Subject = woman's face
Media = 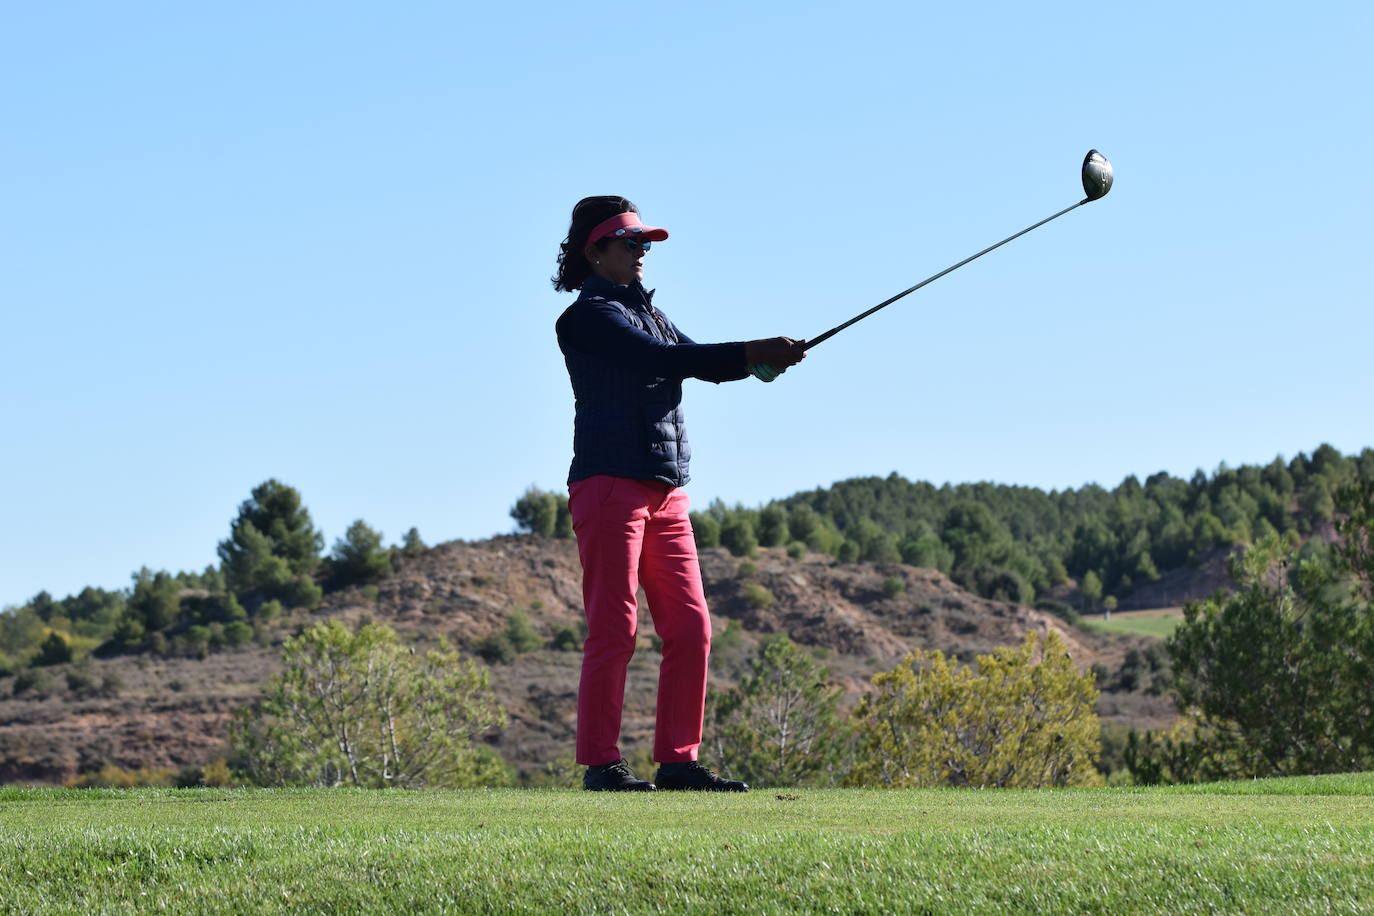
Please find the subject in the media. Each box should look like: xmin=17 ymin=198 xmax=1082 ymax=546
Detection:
xmin=590 ymin=236 xmax=649 ymax=286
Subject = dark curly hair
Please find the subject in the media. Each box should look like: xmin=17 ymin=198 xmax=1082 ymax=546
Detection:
xmin=552 ymin=195 xmax=637 ymax=292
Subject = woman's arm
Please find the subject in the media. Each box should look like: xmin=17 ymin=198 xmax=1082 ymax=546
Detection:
xmin=673 ymin=321 xmax=806 ymax=383
xmin=560 ymin=300 xmax=747 ymax=381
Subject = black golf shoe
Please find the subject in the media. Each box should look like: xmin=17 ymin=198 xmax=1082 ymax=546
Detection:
xmin=654 ymin=761 xmax=749 ymax=792
xmin=583 ymin=759 xmax=656 ymax=791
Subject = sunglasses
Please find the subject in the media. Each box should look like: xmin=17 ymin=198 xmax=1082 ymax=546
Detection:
xmin=617 ymin=237 xmax=651 ymax=253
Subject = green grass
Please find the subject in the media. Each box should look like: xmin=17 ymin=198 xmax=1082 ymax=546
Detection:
xmin=3 ymin=775 xmax=1374 ymax=913
xmin=1082 ymin=608 xmax=1183 ymax=638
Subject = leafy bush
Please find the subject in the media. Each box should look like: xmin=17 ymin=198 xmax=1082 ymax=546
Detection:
xmin=714 ymin=619 xmax=744 ymax=651
xmin=502 ymin=610 xmax=543 ymax=653
xmin=510 ymin=487 xmax=572 ymax=539
xmin=720 ymin=515 xmax=758 ymax=558
xmin=704 ymin=635 xmax=846 ymax=787
xmin=472 ymin=633 xmax=515 ymax=665
xmin=848 ymin=630 xmax=1101 ymax=788
xmin=511 ymin=486 xmax=557 ymax=537
xmin=1035 ymin=599 xmax=1081 ymax=627
xmin=757 ymin=504 xmax=790 ymax=547
xmin=550 ymin=625 xmax=582 ymax=652
xmin=473 ymin=610 xmax=544 ymax=663
xmin=231 ymin=620 xmax=509 ymax=788
xmin=65 ymin=664 xmax=98 ymax=695
xmin=329 ymin=519 xmax=393 ymax=587
xmin=741 ymin=583 xmax=775 ymax=611
xmin=690 ymin=513 xmax=720 ymax=549
xmin=223 ymin=621 xmax=254 ymax=647
xmin=12 ymin=668 xmax=53 ymax=696
xmin=881 ymin=577 xmax=905 ymax=598
xmin=400 ymin=527 xmax=427 ymax=558
xmin=180 ymin=591 xmax=247 ymax=626
xmin=175 ymin=759 xmax=234 ymax=788
xmin=32 ymin=632 xmax=73 ymax=666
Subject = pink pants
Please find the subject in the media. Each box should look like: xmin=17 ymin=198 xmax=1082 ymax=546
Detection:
xmin=568 ymin=475 xmax=712 ymax=766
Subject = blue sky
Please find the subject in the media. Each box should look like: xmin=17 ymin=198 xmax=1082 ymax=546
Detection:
xmin=4 ymin=1 xmax=1371 ymax=606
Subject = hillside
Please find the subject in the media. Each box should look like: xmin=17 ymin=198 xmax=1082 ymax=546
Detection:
xmin=0 ymin=535 xmax=1170 ymax=785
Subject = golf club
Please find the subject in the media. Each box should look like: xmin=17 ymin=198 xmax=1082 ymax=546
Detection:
xmin=806 ymin=150 xmax=1113 ymax=351
xmin=747 ymin=150 xmax=1113 ymax=381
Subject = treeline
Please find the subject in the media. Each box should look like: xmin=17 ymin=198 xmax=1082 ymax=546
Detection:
xmin=515 ymin=444 xmax=1373 ymax=607
xmin=0 ymin=480 xmax=424 ymax=675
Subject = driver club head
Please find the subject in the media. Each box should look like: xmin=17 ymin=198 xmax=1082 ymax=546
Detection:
xmin=1081 ymin=149 xmax=1113 ymax=201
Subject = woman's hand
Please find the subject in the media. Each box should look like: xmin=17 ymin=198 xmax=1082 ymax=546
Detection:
xmin=745 ymin=337 xmax=807 ymax=369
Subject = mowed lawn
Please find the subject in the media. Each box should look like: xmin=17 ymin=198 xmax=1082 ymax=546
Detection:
xmin=1082 ymin=607 xmax=1184 ymax=638
xmin=3 ymin=775 xmax=1374 ymax=914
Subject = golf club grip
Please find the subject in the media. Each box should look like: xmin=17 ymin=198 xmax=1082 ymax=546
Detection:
xmin=802 ymin=198 xmax=1087 ymax=351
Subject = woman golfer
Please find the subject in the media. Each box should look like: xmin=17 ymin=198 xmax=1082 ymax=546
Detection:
xmin=554 ymin=195 xmax=805 ymax=791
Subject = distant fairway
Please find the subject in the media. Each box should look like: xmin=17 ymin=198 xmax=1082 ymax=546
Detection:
xmin=3 ymin=775 xmax=1374 ymax=913
xmin=1082 ymin=607 xmax=1184 ymax=639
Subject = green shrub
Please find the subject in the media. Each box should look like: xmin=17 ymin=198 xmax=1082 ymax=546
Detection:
xmin=231 ymin=620 xmax=508 ymax=788
xmin=757 ymin=504 xmax=790 ymax=548
xmin=33 ymin=632 xmax=73 ymax=666
xmin=175 ymin=759 xmax=234 ymax=788
xmin=12 ymin=668 xmax=53 ymax=696
xmin=786 ymin=541 xmax=806 ymax=560
xmin=224 ymin=621 xmax=254 ymax=647
xmin=720 ymin=516 xmax=758 ymax=558
xmin=500 ymin=610 xmax=540 ymax=652
xmin=1036 ymin=599 xmax=1082 ymax=626
xmin=714 ymin=619 xmax=744 ymax=650
xmin=184 ymin=625 xmax=212 ymax=659
xmin=511 ymin=487 xmax=554 ymax=536
xmin=691 ymin=514 xmax=721 ymax=549
xmin=704 ymin=634 xmax=845 ymax=788
xmin=65 ymin=665 xmax=98 ymax=695
xmin=848 ymin=630 xmax=1101 ymax=788
xmin=881 ymin=577 xmax=905 ymax=598
xmin=472 ymin=632 xmax=515 ymax=665
xmin=400 ymin=527 xmax=427 ymax=558
xmin=283 ymin=577 xmax=323 ymax=610
xmin=742 ymin=583 xmax=775 ymax=610
xmin=551 ymin=625 xmax=582 ymax=652
xmin=330 ymin=520 xmax=394 ymax=587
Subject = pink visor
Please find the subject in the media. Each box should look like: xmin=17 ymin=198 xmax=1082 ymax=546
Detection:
xmin=585 ymin=212 xmax=670 ymax=248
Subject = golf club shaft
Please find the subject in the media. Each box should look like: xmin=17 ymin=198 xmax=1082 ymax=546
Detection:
xmin=802 ymin=197 xmax=1088 ymax=351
